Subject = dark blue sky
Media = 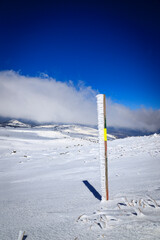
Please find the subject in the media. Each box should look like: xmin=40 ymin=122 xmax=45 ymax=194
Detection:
xmin=0 ymin=0 xmax=160 ymax=109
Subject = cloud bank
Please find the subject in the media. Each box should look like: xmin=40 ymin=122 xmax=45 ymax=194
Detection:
xmin=0 ymin=70 xmax=160 ymax=132
xmin=0 ymin=70 xmax=97 ymax=125
xmin=106 ymin=99 xmax=160 ymax=132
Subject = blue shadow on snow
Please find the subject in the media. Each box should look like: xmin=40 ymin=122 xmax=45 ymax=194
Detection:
xmin=83 ymin=180 xmax=102 ymax=201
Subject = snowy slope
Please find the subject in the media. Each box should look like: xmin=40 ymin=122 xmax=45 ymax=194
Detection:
xmin=35 ymin=124 xmax=116 ymax=141
xmin=0 ymin=126 xmax=160 ymax=240
xmin=0 ymin=119 xmax=31 ymax=128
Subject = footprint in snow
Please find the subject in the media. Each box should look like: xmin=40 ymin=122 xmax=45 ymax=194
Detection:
xmin=78 ymin=197 xmax=160 ymax=230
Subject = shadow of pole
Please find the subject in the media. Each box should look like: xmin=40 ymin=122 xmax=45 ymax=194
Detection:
xmin=83 ymin=180 xmax=102 ymax=201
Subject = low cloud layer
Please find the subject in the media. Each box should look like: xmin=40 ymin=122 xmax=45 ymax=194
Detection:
xmin=0 ymin=70 xmax=160 ymax=132
xmin=106 ymin=99 xmax=160 ymax=132
xmin=0 ymin=70 xmax=97 ymax=125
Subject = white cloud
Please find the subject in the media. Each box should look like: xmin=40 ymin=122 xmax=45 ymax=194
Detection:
xmin=106 ymin=99 xmax=160 ymax=132
xmin=0 ymin=70 xmax=97 ymax=125
xmin=0 ymin=70 xmax=160 ymax=132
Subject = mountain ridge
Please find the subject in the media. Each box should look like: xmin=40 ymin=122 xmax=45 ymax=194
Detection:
xmin=0 ymin=118 xmax=159 ymax=138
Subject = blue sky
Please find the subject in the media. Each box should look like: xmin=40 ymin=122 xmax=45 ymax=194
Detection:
xmin=0 ymin=0 xmax=160 ymax=109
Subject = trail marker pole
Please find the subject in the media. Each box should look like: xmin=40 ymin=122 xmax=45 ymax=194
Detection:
xmin=17 ymin=230 xmax=25 ymax=240
xmin=97 ymin=94 xmax=109 ymax=201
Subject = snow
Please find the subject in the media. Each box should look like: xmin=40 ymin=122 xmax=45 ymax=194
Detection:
xmin=0 ymin=126 xmax=160 ymax=240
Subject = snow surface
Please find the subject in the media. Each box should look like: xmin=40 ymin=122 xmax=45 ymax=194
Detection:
xmin=0 ymin=126 xmax=160 ymax=240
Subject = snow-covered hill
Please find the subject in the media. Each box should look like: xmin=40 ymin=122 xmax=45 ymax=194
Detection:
xmin=0 ymin=120 xmax=116 ymax=140
xmin=0 ymin=119 xmax=31 ymax=128
xmin=35 ymin=124 xmax=116 ymax=141
xmin=0 ymin=126 xmax=160 ymax=239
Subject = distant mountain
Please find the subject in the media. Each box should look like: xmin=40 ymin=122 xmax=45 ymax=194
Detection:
xmin=107 ymin=127 xmax=157 ymax=138
xmin=0 ymin=118 xmax=159 ymax=138
xmin=0 ymin=119 xmax=31 ymax=128
xmin=34 ymin=124 xmax=116 ymax=141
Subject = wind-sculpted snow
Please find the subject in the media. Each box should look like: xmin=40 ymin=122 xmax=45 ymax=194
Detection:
xmin=0 ymin=126 xmax=160 ymax=240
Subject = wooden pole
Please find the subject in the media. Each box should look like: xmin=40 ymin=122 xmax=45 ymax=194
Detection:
xmin=103 ymin=94 xmax=109 ymax=200
xmin=97 ymin=94 xmax=109 ymax=201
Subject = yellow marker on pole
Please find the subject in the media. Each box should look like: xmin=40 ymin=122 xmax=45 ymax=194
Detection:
xmin=104 ymin=128 xmax=107 ymax=141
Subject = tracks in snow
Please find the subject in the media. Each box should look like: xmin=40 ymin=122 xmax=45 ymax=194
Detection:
xmin=77 ymin=196 xmax=160 ymax=230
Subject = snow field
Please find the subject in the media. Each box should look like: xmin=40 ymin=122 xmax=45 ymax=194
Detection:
xmin=0 ymin=126 xmax=160 ymax=239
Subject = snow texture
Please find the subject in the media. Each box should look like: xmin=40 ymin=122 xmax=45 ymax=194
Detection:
xmin=0 ymin=125 xmax=160 ymax=240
